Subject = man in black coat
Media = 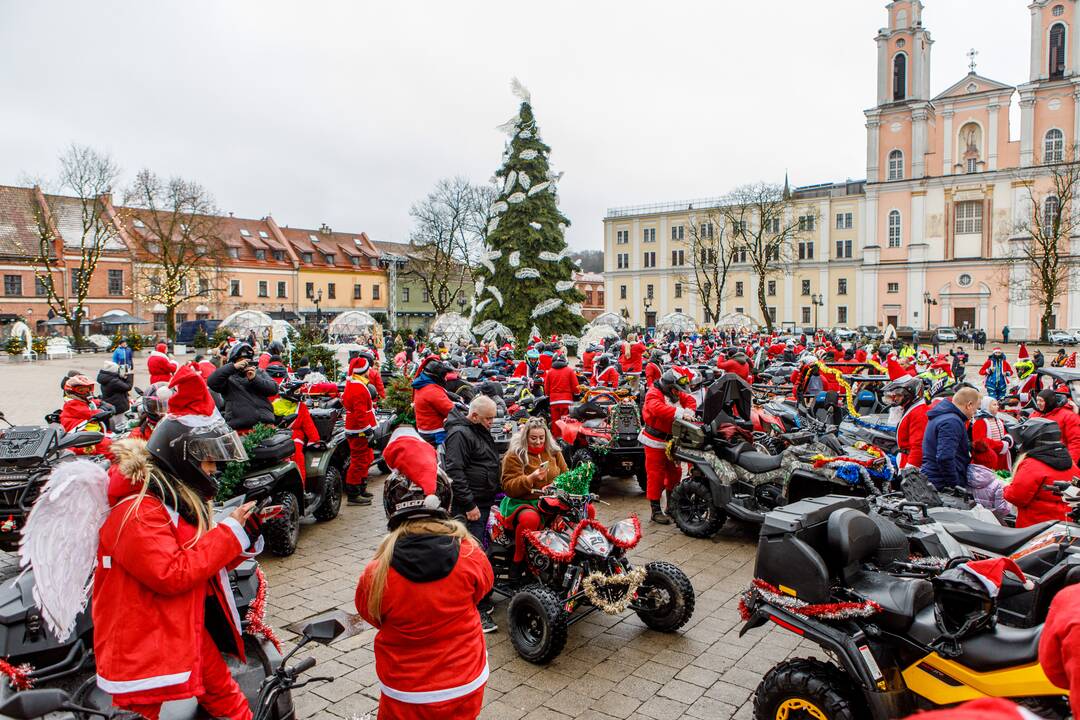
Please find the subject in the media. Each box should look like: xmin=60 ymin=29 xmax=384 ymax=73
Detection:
xmin=97 ymin=361 xmax=133 ymax=431
xmin=207 ymin=343 xmax=278 ymax=430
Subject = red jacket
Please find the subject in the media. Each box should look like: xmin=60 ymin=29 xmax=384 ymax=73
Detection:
xmin=147 ymin=351 xmax=177 ymax=385
xmin=93 ymin=444 xmax=255 ymax=705
xmin=1034 ymin=406 xmax=1080 ymax=464
xmin=343 ymin=378 xmax=377 ymax=434
xmin=367 ymin=368 xmax=386 ymax=400
xmin=192 ymin=360 xmax=216 ymax=380
xmin=618 ymin=342 xmax=646 ymax=373
xmin=896 ymin=401 xmax=929 ymax=469
xmin=413 ymin=382 xmax=454 ymax=436
xmin=1004 ymin=455 xmax=1073 ymax=527
xmin=544 ymin=365 xmax=578 ymax=406
xmin=971 ymin=415 xmax=1010 ymax=471
xmin=355 ymin=536 xmax=492 ymax=709
xmin=593 ymin=365 xmax=619 ymax=388
xmin=60 ymin=398 xmax=112 ymax=458
xmin=1039 ymin=584 xmax=1080 ymax=716
xmin=512 ymin=360 xmax=538 ymax=379
xmin=639 ymin=385 xmax=697 ymax=448
xmin=716 ymin=358 xmax=750 ymax=382
xmin=581 ymin=351 xmax=597 ymax=373
xmin=538 ymin=353 xmax=554 ymax=372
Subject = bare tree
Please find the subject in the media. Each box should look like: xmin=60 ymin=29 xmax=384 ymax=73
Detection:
xmin=124 ymin=170 xmax=227 ymax=338
xmin=681 ymin=206 xmax=736 ymax=324
xmin=715 ymin=182 xmax=815 ymax=333
xmin=404 ymin=176 xmax=491 ymax=315
xmin=999 ymin=152 xmax=1080 ymax=340
xmin=22 ymin=145 xmax=124 ymax=344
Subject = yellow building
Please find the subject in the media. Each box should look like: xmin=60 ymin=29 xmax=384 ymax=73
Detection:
xmin=279 ymin=226 xmax=388 ymax=323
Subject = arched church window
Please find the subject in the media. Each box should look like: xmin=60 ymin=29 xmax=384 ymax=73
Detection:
xmin=1050 ymin=23 xmax=1067 ymax=79
xmin=893 ymin=54 xmax=907 ymax=101
xmin=1045 ymin=195 xmax=1061 ymax=230
xmin=888 ymin=150 xmax=905 ymax=181
xmin=1045 ymin=128 xmax=1065 ymax=163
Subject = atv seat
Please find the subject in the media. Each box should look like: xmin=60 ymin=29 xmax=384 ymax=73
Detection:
xmin=249 ymin=431 xmax=295 ymax=462
xmin=958 ymin=622 xmax=1043 ymax=672
xmin=720 ymin=442 xmax=784 ymax=473
xmin=930 ymin=510 xmax=1054 ymax=555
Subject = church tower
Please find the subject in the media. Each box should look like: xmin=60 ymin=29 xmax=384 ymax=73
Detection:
xmin=1018 ymin=0 xmax=1080 ymax=166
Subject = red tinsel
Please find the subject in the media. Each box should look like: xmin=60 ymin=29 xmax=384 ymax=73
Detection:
xmin=244 ymin=566 xmax=283 ymax=653
xmin=740 ymin=578 xmax=882 ymax=622
xmin=524 ymin=515 xmax=642 ymax=563
xmin=811 ymin=455 xmax=880 ymax=470
xmin=0 ymin=658 xmax=33 ymax=691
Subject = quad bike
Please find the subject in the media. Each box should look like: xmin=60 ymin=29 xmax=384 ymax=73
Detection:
xmin=552 ymin=387 xmax=645 ymax=492
xmin=229 ymin=431 xmax=314 ymax=557
xmin=742 ymin=495 xmax=1069 ymax=719
xmin=485 ymin=478 xmax=695 ymax=664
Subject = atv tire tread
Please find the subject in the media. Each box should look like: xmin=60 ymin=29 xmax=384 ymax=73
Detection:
xmin=636 ymin=561 xmax=696 ymax=632
xmin=313 ymin=464 xmax=343 ymax=522
xmin=753 ymin=658 xmax=859 ymax=720
xmin=264 ymin=491 xmax=300 ymax=557
xmin=671 ymin=477 xmax=725 ymax=538
xmin=508 ymin=584 xmax=569 ymax=665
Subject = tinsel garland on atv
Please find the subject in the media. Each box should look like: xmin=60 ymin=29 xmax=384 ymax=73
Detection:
xmin=0 ymin=657 xmax=33 ymax=690
xmin=244 ymin=567 xmax=282 ymax=653
xmin=739 ymin=578 xmax=882 ymax=622
xmin=523 ymin=515 xmax=642 ymax=564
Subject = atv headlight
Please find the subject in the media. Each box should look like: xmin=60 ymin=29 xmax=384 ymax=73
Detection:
xmin=244 ymin=473 xmax=276 ymax=490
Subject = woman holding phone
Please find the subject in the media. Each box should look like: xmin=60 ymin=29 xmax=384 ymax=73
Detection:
xmin=499 ymin=418 xmax=569 ymax=578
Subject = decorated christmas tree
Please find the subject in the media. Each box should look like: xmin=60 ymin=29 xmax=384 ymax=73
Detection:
xmin=472 ymin=80 xmax=586 ymax=349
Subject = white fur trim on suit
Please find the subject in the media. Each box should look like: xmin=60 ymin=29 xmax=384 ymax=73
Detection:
xmin=379 ymin=662 xmax=489 ymax=704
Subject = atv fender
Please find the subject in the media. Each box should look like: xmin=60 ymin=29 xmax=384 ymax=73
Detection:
xmin=679 ymin=457 xmax=732 ymax=510
xmin=558 ymin=419 xmax=581 ymax=445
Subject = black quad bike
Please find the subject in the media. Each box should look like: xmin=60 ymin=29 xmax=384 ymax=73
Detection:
xmin=553 ymin=388 xmax=646 ymax=492
xmin=742 ymin=495 xmax=1070 ymax=719
xmin=485 ymin=480 xmax=695 ymax=664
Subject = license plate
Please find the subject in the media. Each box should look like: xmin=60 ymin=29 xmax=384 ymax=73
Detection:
xmin=621 ymin=461 xmax=634 ymax=470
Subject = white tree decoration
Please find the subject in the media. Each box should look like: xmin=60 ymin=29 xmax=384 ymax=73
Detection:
xmin=532 ymin=298 xmax=563 ymax=318
xmin=561 ymin=334 xmax=580 ymax=346
xmin=519 ymin=130 xmax=533 ymax=139
xmin=519 ymin=172 xmax=532 ymax=190
xmin=507 ymin=192 xmax=526 ymax=204
xmin=515 ymin=267 xmax=541 ymax=279
xmin=473 ymin=298 xmax=492 ymax=315
xmin=473 ymin=319 xmax=497 ymax=335
xmin=527 ymin=181 xmax=550 ymax=196
xmin=568 ymin=303 xmax=583 ymax=316
xmin=556 ymin=280 xmax=575 ymax=292
xmin=520 ymin=149 xmax=538 ymax=160
xmin=490 ymin=200 xmax=509 ymax=215
xmin=509 ymin=251 xmax=521 ymax=267
xmin=487 ymin=217 xmax=500 ymax=235
xmin=483 ymin=323 xmax=514 ymax=342
xmin=538 ymin=251 xmax=561 ymax=262
xmin=496 ymin=115 xmax=520 ymax=135
xmin=557 ymin=222 xmax=567 ymax=234
xmin=529 ymin=222 xmax=542 ymax=230
xmin=511 ymin=77 xmax=531 ymax=103
xmin=503 ymin=171 xmax=517 ymax=194
xmin=488 ymin=286 xmax=504 ymax=307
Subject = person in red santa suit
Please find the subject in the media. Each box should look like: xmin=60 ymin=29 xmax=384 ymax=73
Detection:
xmin=544 ymin=353 xmax=578 ymax=428
xmin=147 ymin=343 xmax=178 ymax=385
xmin=883 ymin=375 xmax=928 ymax=469
xmin=1039 ymin=580 xmax=1080 ymax=718
xmin=343 ymin=356 xmax=377 ymax=506
xmin=512 ymin=348 xmax=541 ymax=379
xmin=592 ymin=354 xmax=620 ymax=388
xmin=639 ymin=370 xmax=697 ymax=524
xmin=412 ymin=358 xmax=456 ymax=446
xmin=93 ymin=366 xmax=262 ymax=720
xmin=581 ymin=344 xmax=600 ymax=375
xmin=1032 ymin=387 xmax=1080 ymax=464
xmin=59 ymin=375 xmax=113 ymax=458
xmin=970 ymin=396 xmax=1013 ymax=471
xmin=356 ymin=427 xmax=492 ymax=720
xmin=358 ymin=349 xmax=386 ymax=401
xmin=618 ymin=333 xmax=647 ymax=375
xmin=716 ymin=351 xmax=751 ymax=382
xmin=1004 ymin=418 xmax=1073 ymax=527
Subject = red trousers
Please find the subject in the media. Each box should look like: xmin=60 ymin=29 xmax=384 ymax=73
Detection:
xmin=644 ymin=446 xmax=682 ymax=502
xmin=512 ymin=504 xmax=596 ymax=563
xmin=347 ymin=435 xmax=373 ymax=487
xmin=118 ymin=628 xmax=251 ymax=720
xmin=549 ymin=401 xmax=571 ymax=429
xmin=378 ymin=685 xmax=485 ymax=719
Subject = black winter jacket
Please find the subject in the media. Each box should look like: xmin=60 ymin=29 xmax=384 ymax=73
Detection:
xmin=96 ymin=369 xmax=133 ymax=414
xmin=442 ymin=408 xmax=501 ymax=514
xmin=207 ymin=363 xmax=278 ymax=430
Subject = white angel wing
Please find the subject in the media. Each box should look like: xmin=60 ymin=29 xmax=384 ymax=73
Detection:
xmin=515 ymin=267 xmax=540 ymax=279
xmin=529 ymin=222 xmax=542 ymax=230
xmin=509 ymin=251 xmax=521 ymax=267
xmin=507 ymin=192 xmax=526 ymax=204
xmin=511 ymin=77 xmax=532 ymax=103
xmin=503 ymin=171 xmax=517 ymax=195
xmin=20 ymin=459 xmax=109 ymax=641
xmin=495 ymin=115 xmax=520 ymax=135
xmin=519 ymin=149 xmax=538 ymax=161
xmin=480 ymin=257 xmax=495 ymax=275
xmin=474 ymin=298 xmax=492 ymax=315
xmin=527 ymin=181 xmax=550 ymax=197
xmin=488 ymin=286 xmax=504 ymax=307
xmin=531 ymin=298 xmax=563 ymax=318
xmin=519 ymin=172 xmax=532 ymax=191
xmin=556 ymin=280 xmax=575 ymax=292
xmin=538 ymin=251 xmax=560 ymax=262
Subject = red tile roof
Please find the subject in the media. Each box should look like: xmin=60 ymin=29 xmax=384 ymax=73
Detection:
xmin=278 ymin=227 xmax=381 ymax=269
xmin=0 ymin=185 xmax=43 ymax=259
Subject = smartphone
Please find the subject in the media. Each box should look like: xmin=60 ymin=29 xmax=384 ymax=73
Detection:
xmin=539 ymin=460 xmax=550 ymax=472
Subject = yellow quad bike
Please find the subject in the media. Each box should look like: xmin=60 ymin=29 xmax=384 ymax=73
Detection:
xmin=740 ymin=495 xmax=1069 ymax=720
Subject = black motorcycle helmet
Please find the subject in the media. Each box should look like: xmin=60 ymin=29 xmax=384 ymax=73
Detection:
xmin=931 ymin=565 xmax=999 ymax=653
xmin=146 ymin=416 xmax=248 ymax=500
xmin=596 ymin=354 xmax=612 ymax=370
xmin=657 ymin=368 xmax=690 ymax=398
xmin=267 ymin=341 xmax=284 ymax=357
xmin=478 ymin=380 xmax=503 ymax=398
xmin=422 ymin=359 xmax=451 ymax=383
xmin=228 ymin=343 xmax=255 ymax=364
xmin=142 ymin=382 xmax=171 ymax=422
xmin=552 ymin=354 xmax=568 ymax=369
xmin=882 ymin=375 xmax=923 ymax=407
xmin=1018 ymin=417 xmax=1062 ymax=452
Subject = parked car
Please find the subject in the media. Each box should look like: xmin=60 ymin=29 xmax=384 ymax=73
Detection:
xmin=893 ymin=326 xmax=917 ymax=342
xmin=175 ymin=319 xmax=221 ymax=345
xmin=831 ymin=327 xmax=857 ymax=340
xmin=856 ymin=325 xmax=883 ymax=340
xmin=934 ymin=326 xmax=958 ymax=342
xmin=1048 ymin=329 xmax=1077 ymax=345
xmin=1068 ymin=328 xmax=1080 ymax=343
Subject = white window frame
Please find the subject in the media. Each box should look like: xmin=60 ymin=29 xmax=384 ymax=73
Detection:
xmin=1045 ymin=128 xmax=1065 ymax=163
xmin=888 ymin=150 xmax=905 ymax=181
xmin=888 ymin=210 xmax=902 ymax=247
xmin=955 ymin=201 xmax=983 ymax=235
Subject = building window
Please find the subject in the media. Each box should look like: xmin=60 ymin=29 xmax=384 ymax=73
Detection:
xmin=888 ymin=150 xmax=904 ymax=181
xmin=616 ymin=230 xmax=629 ymax=244
xmin=838 ymin=278 xmax=848 ymax=295
xmin=372 ymin=284 xmax=380 ymax=300
xmin=671 ymin=250 xmax=684 ymax=266
xmin=422 ymin=289 xmax=430 ymax=303
xmin=767 ymin=245 xmax=780 ymax=261
xmin=767 ymin=307 xmax=777 ymax=322
xmin=801 ymin=279 xmax=811 ymax=296
xmin=227 ymin=247 xmax=239 ymax=259
xmin=955 ymin=201 xmax=983 ymax=234
xmin=302 ymin=252 xmax=313 ymax=264
xmin=34 ymin=276 xmax=48 ymax=296
xmin=273 ymin=250 xmax=286 ymax=262
xmin=835 ymin=212 xmax=853 ymax=230
xmin=230 ymin=279 xmax=241 ymax=297
xmin=598 ymin=290 xmax=604 ymax=304
xmin=798 ymin=215 xmax=816 ymax=232
xmin=798 ymin=241 xmax=814 ymax=260
xmin=643 ymin=252 xmax=656 ymax=268
xmin=254 ymin=249 xmax=266 ymax=261
xmin=1054 ymin=4 xmax=1065 ymax=16
xmin=887 ymin=282 xmax=900 ymax=293
xmin=801 ymin=307 xmax=811 ymax=324
xmin=1045 ymin=128 xmax=1065 ymax=163
xmin=767 ymin=280 xmax=776 ymax=296
xmin=277 ymin=281 xmax=287 ymax=298
xmin=153 ymin=313 xmax=166 ymax=331
xmin=671 ymin=225 xmax=684 ymax=240
xmin=735 ymin=281 xmax=744 ymax=297
xmin=888 ymin=210 xmax=902 ymax=247
xmin=893 ymin=53 xmax=907 ymax=101
xmin=324 ymin=254 xmax=335 ymax=265
xmin=327 ymin=283 xmax=336 ymax=300
xmin=1050 ymin=23 xmax=1067 ymax=79
xmin=258 ymin=281 xmax=268 ymax=297
xmin=642 ymin=228 xmax=656 ymax=243
xmin=966 ymin=157 xmax=978 ymax=174
xmin=617 ymin=253 xmax=628 ymax=269
xmin=674 ymin=283 xmax=682 ymax=299
xmin=354 ymin=284 xmax=362 ymax=300
xmin=107 ymin=269 xmax=123 ymax=296
xmin=837 ymin=306 xmax=848 ymax=324
xmin=305 ymin=282 xmax=314 ymax=299
xmin=734 ymin=246 xmax=747 ymax=263
xmin=620 ymin=285 xmax=627 ymax=300
xmin=836 ymin=239 xmax=853 ymax=258
xmin=700 ymin=222 xmax=714 ymax=239
xmin=3 ymin=275 xmax=21 ymax=296
xmin=198 ymin=278 xmax=210 ymax=295
xmin=402 ymin=287 xmax=410 ymax=303
xmin=69 ymin=269 xmax=85 ymax=296
xmin=350 ymin=256 xmax=360 ymax=267
xmin=175 ymin=313 xmax=188 ymax=326
xmin=1045 ymin=195 xmax=1062 ymax=229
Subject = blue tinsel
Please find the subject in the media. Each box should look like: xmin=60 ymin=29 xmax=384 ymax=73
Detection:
xmin=835 ymin=463 xmax=862 ymax=485
xmin=853 ymin=417 xmax=897 ymax=434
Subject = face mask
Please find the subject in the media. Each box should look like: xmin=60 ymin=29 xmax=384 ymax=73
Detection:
xmin=527 ymin=444 xmax=544 ymax=455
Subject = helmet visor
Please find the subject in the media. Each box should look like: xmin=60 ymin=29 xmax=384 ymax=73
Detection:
xmin=180 ymin=421 xmax=248 ymax=463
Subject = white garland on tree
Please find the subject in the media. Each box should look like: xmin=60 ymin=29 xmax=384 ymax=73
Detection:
xmin=508 ymin=251 xmax=521 ymax=267
xmin=487 ymin=217 xmax=500 ymax=235
xmin=527 ymin=181 xmax=550 ymax=196
xmin=519 ymin=172 xmax=532 ymax=190
xmin=529 ymin=222 xmax=542 ymax=230
xmin=507 ymin=192 xmax=526 ymax=204
xmin=503 ymin=171 xmax=517 ymax=195
xmin=568 ymin=303 xmax=583 ymax=316
xmin=515 ymin=267 xmax=540 ymax=279
xmin=556 ymin=280 xmax=575 ymax=292
xmin=520 ymin=149 xmax=538 ymax=160
xmin=538 ymin=251 xmax=561 ymax=262
xmin=487 ymin=286 xmax=504 ymax=307
xmin=490 ymin=200 xmax=509 ymax=215
xmin=532 ymin=298 xmax=563 ymax=318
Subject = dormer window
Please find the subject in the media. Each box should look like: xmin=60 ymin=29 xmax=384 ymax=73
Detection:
xmin=324 ymin=254 xmax=335 ymax=266
xmin=239 ymin=229 xmax=250 ymax=237
xmin=254 ymin=249 xmax=266 ymax=261
xmin=351 ymin=256 xmax=360 ymax=267
xmin=273 ymin=250 xmax=286 ymax=261
xmin=228 ymin=248 xmax=239 ymax=259
xmin=302 ymin=252 xmax=313 ymax=263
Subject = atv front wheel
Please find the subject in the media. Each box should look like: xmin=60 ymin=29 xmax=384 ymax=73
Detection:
xmin=313 ymin=465 xmax=343 ymax=522
xmin=671 ymin=477 xmax=725 ymax=538
xmin=635 ymin=561 xmax=695 ymax=632
xmin=264 ymin=491 xmax=301 ymax=556
xmin=753 ymin=658 xmax=860 ymax=720
xmin=508 ymin=584 xmax=568 ymax=664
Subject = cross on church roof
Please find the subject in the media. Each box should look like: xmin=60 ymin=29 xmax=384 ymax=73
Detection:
xmin=967 ymin=47 xmax=979 ymax=73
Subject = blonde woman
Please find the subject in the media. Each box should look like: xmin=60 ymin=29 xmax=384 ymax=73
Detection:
xmin=356 ymin=428 xmax=492 ymax=719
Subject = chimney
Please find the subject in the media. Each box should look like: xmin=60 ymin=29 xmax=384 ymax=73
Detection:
xmin=319 ymin=223 xmax=332 ymax=235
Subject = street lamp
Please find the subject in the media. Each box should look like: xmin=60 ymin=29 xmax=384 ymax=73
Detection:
xmin=811 ymin=294 xmax=824 ymax=334
xmin=314 ymin=289 xmax=323 ymax=327
xmin=642 ymin=295 xmax=653 ymax=332
xmin=923 ymin=291 xmax=937 ymax=332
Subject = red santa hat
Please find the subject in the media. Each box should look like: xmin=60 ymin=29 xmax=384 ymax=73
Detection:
xmin=348 ymin=355 xmax=370 ymax=376
xmin=1017 ymin=343 xmax=1030 ymax=360
xmin=155 ymin=343 xmax=167 ymax=353
xmin=886 ymin=358 xmax=909 ymax=380
xmin=1068 ymin=352 xmax=1078 ymax=369
xmin=165 ymin=364 xmax=220 ymax=426
xmin=383 ymin=426 xmax=440 ymax=507
xmin=960 ymin=557 xmax=1034 ymax=597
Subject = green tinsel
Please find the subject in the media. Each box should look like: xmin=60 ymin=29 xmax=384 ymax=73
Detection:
xmin=216 ymin=423 xmax=279 ymax=502
xmin=555 ymin=462 xmax=595 ymax=496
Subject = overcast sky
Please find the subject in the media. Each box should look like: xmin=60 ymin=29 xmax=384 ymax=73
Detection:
xmin=0 ymin=1 xmax=1030 ymax=251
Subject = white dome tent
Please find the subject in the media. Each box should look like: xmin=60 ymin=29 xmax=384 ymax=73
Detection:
xmin=430 ymin=312 xmax=474 ymax=344
xmin=716 ymin=312 xmax=757 ymax=330
xmin=656 ymin=312 xmax=696 ymax=334
xmin=579 ymin=323 xmax=619 ymax=349
xmin=220 ymin=310 xmax=274 ymax=336
xmin=328 ymin=311 xmax=377 ymax=340
xmin=589 ymin=312 xmax=627 ymax=332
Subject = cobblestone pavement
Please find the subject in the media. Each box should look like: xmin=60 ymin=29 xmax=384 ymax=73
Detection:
xmin=0 ymin=347 xmax=1019 ymax=719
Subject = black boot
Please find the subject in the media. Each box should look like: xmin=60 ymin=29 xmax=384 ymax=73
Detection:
xmin=650 ymin=500 xmax=670 ymax=525
xmin=347 ymin=487 xmax=372 ymax=505
xmin=357 ymin=483 xmax=373 ymax=499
